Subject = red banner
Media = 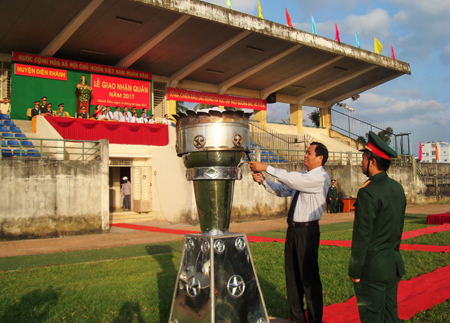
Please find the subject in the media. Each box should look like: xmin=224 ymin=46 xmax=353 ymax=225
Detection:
xmin=90 ymin=74 xmax=150 ymax=108
xmin=13 ymin=52 xmax=151 ymax=81
xmin=167 ymin=88 xmax=267 ymax=111
xmin=15 ymin=63 xmax=67 ymax=81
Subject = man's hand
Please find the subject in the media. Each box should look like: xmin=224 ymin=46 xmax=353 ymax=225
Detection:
xmin=249 ymin=161 xmax=268 ymax=172
xmin=252 ymin=172 xmax=265 ymax=183
xmin=349 ymin=276 xmax=360 ymax=283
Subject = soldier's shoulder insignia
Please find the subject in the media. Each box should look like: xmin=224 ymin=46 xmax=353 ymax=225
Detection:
xmin=359 ymin=180 xmax=371 ymax=189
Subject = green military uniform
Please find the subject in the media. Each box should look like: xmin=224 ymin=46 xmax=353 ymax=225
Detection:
xmin=349 ymin=131 xmax=406 ymax=323
xmin=327 ymin=181 xmax=338 ymax=213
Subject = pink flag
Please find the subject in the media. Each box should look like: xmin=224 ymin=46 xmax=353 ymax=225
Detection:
xmin=335 ymin=24 xmax=341 ymax=44
xmin=391 ymin=43 xmax=396 ymax=60
xmin=418 ymin=140 xmax=422 ymax=161
xmin=285 ymin=8 xmax=293 ymax=28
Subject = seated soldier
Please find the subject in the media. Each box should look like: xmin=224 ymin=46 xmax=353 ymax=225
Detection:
xmin=55 ymin=103 xmax=66 ymax=117
xmin=31 ymin=101 xmax=41 ymax=118
xmin=43 ymin=103 xmax=55 ymax=116
xmin=39 ymin=97 xmax=48 ymax=114
xmin=78 ymin=106 xmax=89 ymax=119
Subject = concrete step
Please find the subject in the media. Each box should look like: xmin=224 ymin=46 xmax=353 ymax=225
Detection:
xmin=12 ymin=120 xmax=33 ymax=133
xmin=110 ymin=211 xmax=153 ymax=224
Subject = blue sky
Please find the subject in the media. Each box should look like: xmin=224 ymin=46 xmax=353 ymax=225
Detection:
xmin=202 ymin=0 xmax=450 ymax=155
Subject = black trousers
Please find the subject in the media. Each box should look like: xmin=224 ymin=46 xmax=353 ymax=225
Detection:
xmin=285 ymin=225 xmax=323 ymax=323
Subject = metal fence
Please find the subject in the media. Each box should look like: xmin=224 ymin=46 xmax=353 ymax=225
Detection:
xmin=1 ymin=138 xmax=101 ymax=160
xmin=249 ymin=121 xmax=313 ymax=151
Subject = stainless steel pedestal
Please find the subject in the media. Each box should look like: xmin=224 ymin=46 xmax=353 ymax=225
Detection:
xmin=169 ymin=233 xmax=269 ymax=323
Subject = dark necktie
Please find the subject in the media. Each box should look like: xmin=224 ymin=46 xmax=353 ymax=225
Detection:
xmin=287 ymin=190 xmax=300 ymax=225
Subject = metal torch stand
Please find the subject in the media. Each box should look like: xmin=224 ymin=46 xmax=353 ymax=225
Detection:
xmin=169 ymin=233 xmax=269 ymax=323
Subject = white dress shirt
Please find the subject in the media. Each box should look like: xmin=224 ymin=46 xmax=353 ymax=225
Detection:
xmin=113 ymin=111 xmax=122 ymax=121
xmin=263 ymin=165 xmax=330 ymax=222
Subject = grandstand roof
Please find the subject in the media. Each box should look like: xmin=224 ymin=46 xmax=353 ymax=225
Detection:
xmin=0 ymin=0 xmax=411 ymax=108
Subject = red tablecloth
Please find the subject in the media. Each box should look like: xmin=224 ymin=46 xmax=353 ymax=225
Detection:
xmin=426 ymin=213 xmax=450 ymax=224
xmin=45 ymin=116 xmax=169 ymax=146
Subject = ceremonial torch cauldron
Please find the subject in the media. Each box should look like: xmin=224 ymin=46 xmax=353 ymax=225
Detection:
xmin=168 ymin=110 xmax=269 ymax=323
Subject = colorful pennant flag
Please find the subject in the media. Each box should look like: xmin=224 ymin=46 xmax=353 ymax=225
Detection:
xmin=374 ymin=37 xmax=383 ymax=54
xmin=311 ymin=16 xmax=317 ymax=36
xmin=335 ymin=23 xmax=340 ymax=44
xmin=391 ymin=43 xmax=396 ymax=60
xmin=435 ymin=141 xmax=439 ymax=161
xmin=418 ymin=140 xmax=423 ymax=161
xmin=285 ymin=8 xmax=293 ymax=28
xmin=226 ymin=0 xmax=231 ymax=9
xmin=257 ymin=0 xmax=263 ymax=19
xmin=355 ymin=32 xmax=361 ymax=48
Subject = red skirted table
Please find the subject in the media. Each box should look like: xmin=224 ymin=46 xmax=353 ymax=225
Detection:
xmin=426 ymin=213 xmax=450 ymax=224
xmin=45 ymin=116 xmax=169 ymax=146
xmin=342 ymin=197 xmax=357 ymax=213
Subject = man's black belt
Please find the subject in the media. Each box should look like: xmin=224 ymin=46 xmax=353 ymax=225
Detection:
xmin=288 ymin=220 xmax=319 ymax=228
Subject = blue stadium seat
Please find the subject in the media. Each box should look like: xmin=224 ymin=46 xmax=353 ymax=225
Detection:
xmin=1 ymin=132 xmax=13 ymax=138
xmin=14 ymin=133 xmax=26 ymax=138
xmin=7 ymin=140 xmax=19 ymax=147
xmin=0 ymin=114 xmax=10 ymax=120
xmin=22 ymin=140 xmax=33 ymax=147
xmin=0 ymin=125 xmax=8 ymax=132
xmin=9 ymin=126 xmax=21 ymax=133
xmin=13 ymin=149 xmax=27 ymax=157
xmin=27 ymin=149 xmax=41 ymax=158
xmin=4 ymin=120 xmax=15 ymax=126
xmin=1 ymin=139 xmax=7 ymax=147
xmin=1 ymin=149 xmax=13 ymax=157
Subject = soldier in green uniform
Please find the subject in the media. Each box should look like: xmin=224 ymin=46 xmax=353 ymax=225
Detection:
xmin=349 ymin=131 xmax=406 ymax=323
xmin=327 ymin=179 xmax=338 ymax=213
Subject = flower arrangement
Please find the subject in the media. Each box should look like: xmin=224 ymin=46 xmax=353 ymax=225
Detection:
xmin=79 ymin=87 xmax=92 ymax=103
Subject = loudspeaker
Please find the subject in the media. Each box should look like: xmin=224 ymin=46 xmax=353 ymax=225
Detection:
xmin=266 ymin=92 xmax=277 ymax=104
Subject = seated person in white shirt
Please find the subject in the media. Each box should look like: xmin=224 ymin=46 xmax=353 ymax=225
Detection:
xmin=123 ymin=106 xmax=132 ymax=120
xmin=162 ymin=114 xmax=171 ymax=125
xmin=148 ymin=114 xmax=156 ymax=124
xmin=121 ymin=111 xmax=129 ymax=122
xmin=113 ymin=106 xmax=122 ymax=121
xmin=105 ymin=106 xmax=114 ymax=120
xmin=136 ymin=112 xmax=148 ymax=124
xmin=130 ymin=112 xmax=139 ymax=123
xmin=97 ymin=108 xmax=107 ymax=120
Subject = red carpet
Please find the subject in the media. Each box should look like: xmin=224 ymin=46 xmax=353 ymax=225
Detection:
xmin=110 ymin=223 xmax=199 ymax=235
xmin=323 ymin=265 xmax=450 ymax=322
xmin=402 ymin=223 xmax=450 ymax=239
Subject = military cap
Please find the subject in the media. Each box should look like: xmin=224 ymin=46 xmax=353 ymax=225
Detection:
xmin=41 ymin=97 xmax=47 ymax=100
xmin=331 ymin=179 xmax=336 ymax=182
xmin=34 ymin=101 xmax=40 ymax=104
xmin=58 ymin=103 xmax=64 ymax=107
xmin=47 ymin=103 xmax=52 ymax=107
xmin=360 ymin=131 xmax=397 ymax=159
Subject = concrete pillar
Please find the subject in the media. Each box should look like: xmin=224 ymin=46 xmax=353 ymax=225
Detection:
xmin=168 ymin=100 xmax=177 ymax=116
xmin=99 ymin=139 xmax=110 ymax=231
xmin=319 ymin=109 xmax=324 ymax=128
xmin=323 ymin=107 xmax=332 ymax=137
xmin=289 ymin=104 xmax=303 ymax=133
xmin=253 ymin=109 xmax=267 ymax=129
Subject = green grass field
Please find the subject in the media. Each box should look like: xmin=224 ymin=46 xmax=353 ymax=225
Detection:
xmin=0 ymin=213 xmax=449 ymax=322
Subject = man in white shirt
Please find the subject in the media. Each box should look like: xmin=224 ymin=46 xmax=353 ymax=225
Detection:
xmin=123 ymin=106 xmax=132 ymax=120
xmin=113 ymin=106 xmax=122 ymax=121
xmin=162 ymin=114 xmax=171 ymax=125
xmin=148 ymin=114 xmax=156 ymax=124
xmin=250 ymin=142 xmax=330 ymax=323
xmin=104 ymin=106 xmax=114 ymax=120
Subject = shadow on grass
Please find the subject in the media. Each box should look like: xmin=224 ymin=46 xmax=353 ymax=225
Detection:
xmin=151 ymin=244 xmax=179 ymax=323
xmin=404 ymin=214 xmax=428 ymax=224
xmin=112 ymin=302 xmax=145 ymax=323
xmin=258 ymin=274 xmax=289 ymax=319
xmin=0 ymin=286 xmax=59 ymax=323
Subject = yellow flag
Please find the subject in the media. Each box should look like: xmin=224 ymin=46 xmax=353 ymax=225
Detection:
xmin=374 ymin=37 xmax=383 ymax=54
xmin=258 ymin=0 xmax=263 ymax=19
